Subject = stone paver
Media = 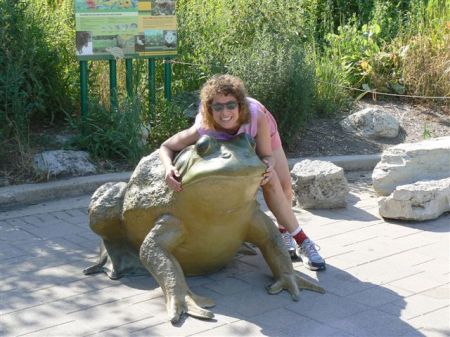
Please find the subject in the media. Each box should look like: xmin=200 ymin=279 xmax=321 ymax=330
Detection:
xmin=0 ymin=175 xmax=449 ymax=337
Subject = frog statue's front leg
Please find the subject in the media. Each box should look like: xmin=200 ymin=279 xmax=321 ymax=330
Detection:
xmin=139 ymin=214 xmax=215 ymax=323
xmin=245 ymin=210 xmax=325 ymax=299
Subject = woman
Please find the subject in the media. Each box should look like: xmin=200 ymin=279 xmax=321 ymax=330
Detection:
xmin=159 ymin=74 xmax=325 ymax=271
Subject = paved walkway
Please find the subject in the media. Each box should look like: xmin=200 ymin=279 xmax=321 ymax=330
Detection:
xmin=1 ymin=172 xmax=449 ymax=337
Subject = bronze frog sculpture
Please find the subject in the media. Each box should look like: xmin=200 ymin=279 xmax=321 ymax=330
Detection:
xmin=84 ymin=134 xmax=324 ymax=323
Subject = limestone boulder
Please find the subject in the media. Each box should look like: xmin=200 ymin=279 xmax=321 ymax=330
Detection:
xmin=372 ymin=137 xmax=450 ymax=196
xmin=378 ymin=178 xmax=450 ymax=221
xmin=33 ymin=150 xmax=97 ymax=178
xmin=340 ymin=107 xmax=400 ymax=139
xmin=291 ymin=159 xmax=349 ymax=209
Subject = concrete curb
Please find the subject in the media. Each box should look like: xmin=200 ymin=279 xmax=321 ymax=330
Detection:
xmin=0 ymin=172 xmax=131 ymax=211
xmin=0 ymin=154 xmax=381 ymax=209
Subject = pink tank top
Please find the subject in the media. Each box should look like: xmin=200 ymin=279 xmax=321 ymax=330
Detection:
xmin=194 ymin=97 xmax=262 ymax=140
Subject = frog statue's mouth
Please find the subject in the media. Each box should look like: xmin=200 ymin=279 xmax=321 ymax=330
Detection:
xmin=173 ymin=134 xmax=266 ymax=208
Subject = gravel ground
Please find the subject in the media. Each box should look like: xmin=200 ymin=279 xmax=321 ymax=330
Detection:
xmin=287 ymin=98 xmax=450 ymax=158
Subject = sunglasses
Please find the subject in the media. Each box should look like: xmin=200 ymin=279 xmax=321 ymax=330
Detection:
xmin=210 ymin=101 xmax=238 ymax=112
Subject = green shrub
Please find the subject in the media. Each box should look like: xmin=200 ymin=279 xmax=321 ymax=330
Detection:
xmin=175 ymin=0 xmax=308 ymax=92
xmin=324 ymin=18 xmax=383 ymax=87
xmin=1 ymin=0 xmax=42 ymax=156
xmin=397 ymin=0 xmax=450 ymax=98
xmin=0 ymin=0 xmax=76 ymax=161
xmin=311 ymin=50 xmax=352 ymax=115
xmin=317 ymin=0 xmax=449 ymax=98
xmin=67 ymin=97 xmax=147 ymax=165
xmin=2 ymin=0 xmax=448 ymax=178
xmin=147 ymin=96 xmax=190 ymax=150
xmin=228 ymin=30 xmax=315 ymax=145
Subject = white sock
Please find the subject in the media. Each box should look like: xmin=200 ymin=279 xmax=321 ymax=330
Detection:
xmin=290 ymin=226 xmax=302 ymax=237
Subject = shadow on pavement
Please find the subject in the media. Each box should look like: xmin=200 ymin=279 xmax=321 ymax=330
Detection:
xmin=305 ymin=203 xmax=380 ymax=222
xmin=383 ymin=214 xmax=450 ymax=233
xmin=97 ymin=253 xmax=426 ymax=337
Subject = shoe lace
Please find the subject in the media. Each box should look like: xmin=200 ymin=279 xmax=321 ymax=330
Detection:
xmin=281 ymin=233 xmax=296 ymax=251
xmin=301 ymin=239 xmax=321 ymax=258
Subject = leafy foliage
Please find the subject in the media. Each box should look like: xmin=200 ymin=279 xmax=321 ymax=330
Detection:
xmin=176 ymin=0 xmax=328 ymax=142
xmin=228 ymin=30 xmax=315 ymax=145
xmin=1 ymin=0 xmax=448 ymax=180
xmin=0 ymin=0 xmax=76 ymax=162
xmin=67 ymin=97 xmax=147 ymax=165
xmin=147 ymin=96 xmax=190 ymax=150
xmin=311 ymin=50 xmax=352 ymax=116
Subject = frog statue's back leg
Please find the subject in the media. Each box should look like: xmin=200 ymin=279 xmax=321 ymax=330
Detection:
xmin=139 ymin=214 xmax=215 ymax=323
xmin=83 ymin=182 xmax=148 ymax=279
xmin=245 ymin=209 xmax=325 ymax=299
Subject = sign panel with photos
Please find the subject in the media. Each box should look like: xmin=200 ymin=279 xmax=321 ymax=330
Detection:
xmin=75 ymin=0 xmax=177 ymax=59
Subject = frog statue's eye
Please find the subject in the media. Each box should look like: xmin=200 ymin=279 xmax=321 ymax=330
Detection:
xmin=195 ymin=135 xmax=216 ymax=156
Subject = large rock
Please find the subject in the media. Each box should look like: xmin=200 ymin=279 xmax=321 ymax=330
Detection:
xmin=340 ymin=107 xmax=400 ymax=139
xmin=372 ymin=137 xmax=450 ymax=196
xmin=33 ymin=150 xmax=97 ymax=178
xmin=291 ymin=159 xmax=349 ymax=209
xmin=379 ymin=178 xmax=450 ymax=220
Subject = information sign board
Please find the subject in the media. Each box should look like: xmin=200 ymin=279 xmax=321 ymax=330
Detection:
xmin=75 ymin=0 xmax=177 ymax=59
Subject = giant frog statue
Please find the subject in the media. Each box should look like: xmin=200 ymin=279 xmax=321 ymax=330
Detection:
xmin=84 ymin=134 xmax=324 ymax=323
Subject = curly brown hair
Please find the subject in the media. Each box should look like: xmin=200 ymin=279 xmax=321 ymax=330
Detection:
xmin=199 ymin=74 xmax=250 ymax=130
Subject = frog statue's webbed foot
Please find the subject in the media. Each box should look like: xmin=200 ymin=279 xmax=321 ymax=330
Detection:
xmin=266 ymin=271 xmax=325 ymax=301
xmin=246 ymin=210 xmax=325 ymax=301
xmin=139 ymin=214 xmax=215 ymax=323
xmin=166 ymin=289 xmax=215 ymax=323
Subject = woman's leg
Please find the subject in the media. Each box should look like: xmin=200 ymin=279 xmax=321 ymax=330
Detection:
xmin=272 ymin=147 xmax=293 ymax=205
xmin=261 ymin=172 xmax=298 ymax=234
xmin=263 ymin=147 xmax=326 ymax=271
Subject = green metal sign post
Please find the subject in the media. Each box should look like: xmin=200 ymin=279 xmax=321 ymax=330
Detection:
xmin=125 ymin=59 xmax=133 ymax=97
xmin=148 ymin=59 xmax=156 ymax=118
xmin=80 ymin=61 xmax=88 ymax=118
xmin=164 ymin=58 xmax=172 ymax=101
xmin=79 ymin=58 xmax=172 ymax=117
xmin=109 ymin=60 xmax=117 ymax=110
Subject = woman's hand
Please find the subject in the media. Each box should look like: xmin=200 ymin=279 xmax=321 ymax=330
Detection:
xmin=159 ymin=125 xmax=201 ymax=192
xmin=261 ymin=156 xmax=274 ymax=185
xmin=165 ymin=165 xmax=182 ymax=192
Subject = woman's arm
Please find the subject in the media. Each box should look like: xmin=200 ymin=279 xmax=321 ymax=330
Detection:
xmin=159 ymin=125 xmax=200 ymax=191
xmin=255 ymin=111 xmax=275 ymax=185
